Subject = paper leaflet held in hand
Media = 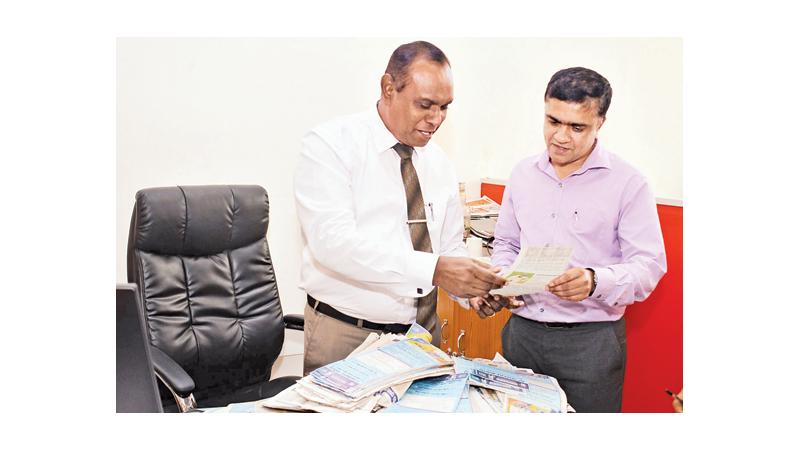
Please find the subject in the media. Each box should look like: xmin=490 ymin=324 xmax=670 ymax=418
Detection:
xmin=490 ymin=246 xmax=573 ymax=297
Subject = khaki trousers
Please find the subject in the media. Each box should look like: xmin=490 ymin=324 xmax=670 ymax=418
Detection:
xmin=302 ymin=303 xmax=442 ymax=376
xmin=302 ymin=303 xmax=375 ymax=376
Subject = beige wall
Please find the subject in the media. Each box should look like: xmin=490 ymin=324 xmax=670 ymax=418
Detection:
xmin=117 ymin=38 xmax=682 ymax=365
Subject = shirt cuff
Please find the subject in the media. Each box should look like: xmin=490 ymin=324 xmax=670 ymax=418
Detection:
xmin=406 ymin=251 xmax=439 ymax=296
xmin=589 ymin=266 xmax=615 ymax=303
xmin=450 ymin=295 xmax=471 ymax=310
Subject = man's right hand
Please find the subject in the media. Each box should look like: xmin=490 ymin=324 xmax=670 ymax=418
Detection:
xmin=432 ymin=256 xmax=507 ymax=298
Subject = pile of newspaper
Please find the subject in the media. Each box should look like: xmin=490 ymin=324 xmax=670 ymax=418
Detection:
xmin=259 ymin=324 xmax=454 ymax=413
xmin=259 ymin=323 xmax=572 ymax=413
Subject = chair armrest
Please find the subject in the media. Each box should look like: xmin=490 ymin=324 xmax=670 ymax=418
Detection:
xmin=150 ymin=345 xmax=195 ymax=397
xmin=283 ymin=314 xmax=304 ymax=331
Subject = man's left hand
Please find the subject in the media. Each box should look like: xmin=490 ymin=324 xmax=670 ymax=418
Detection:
xmin=469 ymin=297 xmax=497 ymax=319
xmin=468 ymin=295 xmax=524 ymax=319
xmin=546 ymin=268 xmax=593 ymax=302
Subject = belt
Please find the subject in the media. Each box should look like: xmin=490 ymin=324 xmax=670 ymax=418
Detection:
xmin=307 ymin=295 xmax=412 ymax=334
xmin=532 ymin=320 xmax=583 ymax=329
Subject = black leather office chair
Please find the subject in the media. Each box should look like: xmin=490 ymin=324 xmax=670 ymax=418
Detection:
xmin=127 ymin=185 xmax=304 ymax=412
xmin=117 ymin=283 xmax=163 ymax=413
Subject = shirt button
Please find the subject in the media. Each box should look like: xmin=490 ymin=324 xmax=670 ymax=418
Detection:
xmin=598 ymin=294 xmax=603 ymax=298
xmin=558 ymin=183 xmax=563 ymax=188
xmin=539 ymin=308 xmax=544 ymax=313
xmin=551 ymin=213 xmax=556 ymax=218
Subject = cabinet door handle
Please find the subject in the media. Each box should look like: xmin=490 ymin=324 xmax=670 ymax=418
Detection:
xmin=456 ymin=329 xmax=466 ymax=357
xmin=441 ymin=319 xmax=449 ymax=345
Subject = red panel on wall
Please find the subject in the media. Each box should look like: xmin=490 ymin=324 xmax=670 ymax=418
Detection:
xmin=481 ymin=182 xmax=683 ymax=413
xmin=481 ymin=183 xmax=506 ymax=205
xmin=622 ymin=204 xmax=683 ymax=412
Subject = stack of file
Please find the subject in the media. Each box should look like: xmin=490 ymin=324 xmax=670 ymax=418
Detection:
xmin=466 ymin=195 xmax=500 ymax=240
xmin=259 ymin=325 xmax=454 ymax=413
xmin=466 ymin=195 xmax=500 ymax=218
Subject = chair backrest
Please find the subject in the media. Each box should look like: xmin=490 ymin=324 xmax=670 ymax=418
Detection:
xmin=127 ymin=185 xmax=285 ymax=402
xmin=117 ymin=283 xmax=163 ymax=413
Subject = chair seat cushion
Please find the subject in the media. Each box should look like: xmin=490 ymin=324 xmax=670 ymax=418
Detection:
xmin=196 ymin=375 xmax=299 ymax=410
xmin=162 ymin=376 xmax=299 ymax=412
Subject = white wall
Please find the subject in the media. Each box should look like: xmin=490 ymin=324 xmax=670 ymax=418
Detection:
xmin=117 ymin=38 xmax=682 ymax=367
xmin=440 ymin=38 xmax=682 ymax=197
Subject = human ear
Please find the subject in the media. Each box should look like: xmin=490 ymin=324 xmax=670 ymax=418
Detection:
xmin=380 ymin=73 xmax=395 ymax=100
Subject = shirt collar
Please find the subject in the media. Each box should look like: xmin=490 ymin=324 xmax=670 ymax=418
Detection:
xmin=369 ymin=103 xmax=428 ymax=155
xmin=536 ymin=140 xmax=612 ymax=177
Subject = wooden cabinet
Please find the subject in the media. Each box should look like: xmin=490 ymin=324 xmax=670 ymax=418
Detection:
xmin=436 ymin=289 xmax=511 ymax=359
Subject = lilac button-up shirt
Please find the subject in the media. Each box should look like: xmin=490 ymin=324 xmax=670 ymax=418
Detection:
xmin=491 ymin=142 xmax=667 ymax=323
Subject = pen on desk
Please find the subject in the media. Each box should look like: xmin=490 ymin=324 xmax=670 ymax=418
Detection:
xmin=665 ymin=389 xmax=683 ymax=405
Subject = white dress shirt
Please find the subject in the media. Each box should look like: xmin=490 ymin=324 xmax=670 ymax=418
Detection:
xmin=294 ymin=106 xmax=468 ymax=324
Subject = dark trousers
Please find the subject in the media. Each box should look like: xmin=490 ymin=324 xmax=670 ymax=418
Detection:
xmin=501 ymin=314 xmax=627 ymax=413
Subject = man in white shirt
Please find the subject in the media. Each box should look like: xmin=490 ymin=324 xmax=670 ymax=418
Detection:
xmin=295 ymin=41 xmax=510 ymax=374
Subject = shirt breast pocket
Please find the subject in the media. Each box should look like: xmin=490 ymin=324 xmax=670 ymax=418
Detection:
xmin=425 ymin=190 xmax=451 ymax=240
xmin=569 ymin=206 xmax=615 ymax=239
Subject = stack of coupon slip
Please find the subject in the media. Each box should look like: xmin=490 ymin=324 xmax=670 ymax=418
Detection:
xmin=459 ymin=354 xmax=572 ymax=413
xmin=381 ymin=353 xmax=572 ymax=413
xmin=259 ymin=324 xmax=454 ymax=413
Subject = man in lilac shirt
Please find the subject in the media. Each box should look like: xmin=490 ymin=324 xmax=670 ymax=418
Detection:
xmin=491 ymin=67 xmax=667 ymax=412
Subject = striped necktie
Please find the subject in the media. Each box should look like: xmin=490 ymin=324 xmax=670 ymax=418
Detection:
xmin=393 ymin=143 xmax=440 ymax=344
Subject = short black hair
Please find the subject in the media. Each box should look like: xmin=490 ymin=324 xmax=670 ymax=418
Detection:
xmin=385 ymin=41 xmax=450 ymax=92
xmin=545 ymin=67 xmax=612 ymax=118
